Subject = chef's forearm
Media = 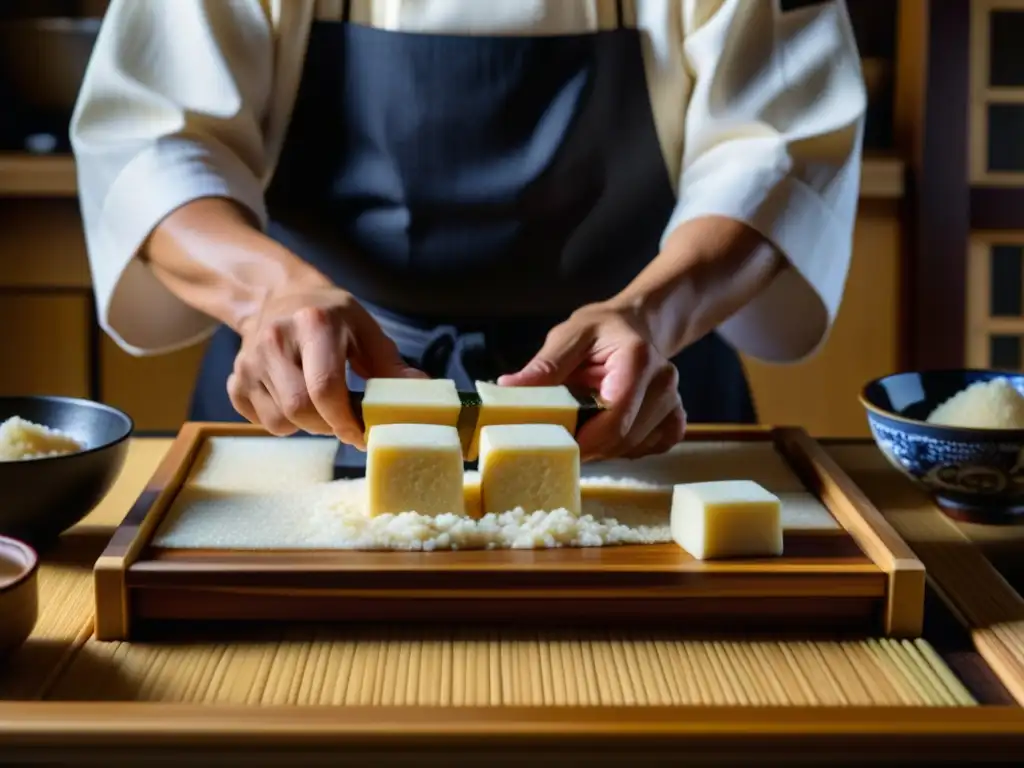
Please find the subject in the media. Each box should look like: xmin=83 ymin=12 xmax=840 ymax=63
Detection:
xmin=609 ymin=216 xmax=784 ymax=358
xmin=144 ymin=197 xmax=331 ymax=335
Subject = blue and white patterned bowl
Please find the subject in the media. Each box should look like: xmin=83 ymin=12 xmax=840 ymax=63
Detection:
xmin=860 ymin=369 xmax=1024 ymax=522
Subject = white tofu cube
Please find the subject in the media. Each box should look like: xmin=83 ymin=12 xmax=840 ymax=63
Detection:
xmin=467 ymin=381 xmax=579 ymax=460
xmin=362 ymin=378 xmax=462 ymax=431
xmin=478 ymin=424 xmax=581 ymax=515
xmin=366 ymin=423 xmax=465 ymax=517
xmin=670 ymin=480 xmax=783 ymax=560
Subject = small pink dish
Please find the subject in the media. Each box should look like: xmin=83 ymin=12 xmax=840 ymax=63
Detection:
xmin=0 ymin=535 xmax=38 ymax=657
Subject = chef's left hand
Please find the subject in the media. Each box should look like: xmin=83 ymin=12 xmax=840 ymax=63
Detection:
xmin=498 ymin=302 xmax=686 ymax=461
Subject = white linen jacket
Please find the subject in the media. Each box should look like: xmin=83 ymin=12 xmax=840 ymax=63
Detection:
xmin=70 ymin=0 xmax=866 ymax=361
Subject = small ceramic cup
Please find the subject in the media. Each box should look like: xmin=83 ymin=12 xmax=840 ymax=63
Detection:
xmin=0 ymin=535 xmax=39 ymax=657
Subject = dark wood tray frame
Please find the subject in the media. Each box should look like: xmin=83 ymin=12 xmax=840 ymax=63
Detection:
xmin=1 ymin=703 xmax=1024 ymax=762
xmin=93 ymin=424 xmax=926 ymax=642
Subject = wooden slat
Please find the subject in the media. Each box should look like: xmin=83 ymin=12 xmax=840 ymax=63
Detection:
xmin=0 ymin=154 xmax=906 ymax=201
xmin=50 ymin=627 xmax=968 ymax=707
xmin=894 ymin=0 xmax=928 ymax=170
xmin=827 ymin=444 xmax=1024 ymax=704
xmin=775 ymin=429 xmax=925 ymax=637
xmin=93 ymin=425 xmax=208 ymax=641
xmin=0 ymin=155 xmax=77 ymax=197
xmin=860 ymin=154 xmax=906 ymax=199
xmin=1 ymin=704 xmax=1023 ymax=764
xmin=909 ymin=0 xmax=970 ymax=370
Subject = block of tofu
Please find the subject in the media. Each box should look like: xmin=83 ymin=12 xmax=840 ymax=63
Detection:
xmin=670 ymin=480 xmax=783 ymax=560
xmin=467 ymin=381 xmax=580 ymax=460
xmin=463 ymin=470 xmax=483 ymax=520
xmin=366 ymin=423 xmax=465 ymax=517
xmin=478 ymin=424 xmax=581 ymax=515
xmin=362 ymin=378 xmax=462 ymax=435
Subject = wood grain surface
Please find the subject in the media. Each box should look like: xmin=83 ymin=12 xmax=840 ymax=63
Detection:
xmin=828 ymin=444 xmax=1024 ymax=706
xmin=4 ymin=437 xmax=1024 ymax=762
xmin=93 ymin=425 xmax=923 ymax=640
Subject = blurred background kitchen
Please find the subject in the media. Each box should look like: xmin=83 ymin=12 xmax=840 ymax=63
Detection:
xmin=0 ymin=0 xmax=1000 ymax=437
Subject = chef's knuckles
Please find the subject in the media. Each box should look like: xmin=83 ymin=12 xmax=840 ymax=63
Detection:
xmin=230 ymin=293 xmax=382 ymax=441
xmin=230 ymin=290 xmax=687 ymax=458
xmin=580 ymin=356 xmax=683 ymax=459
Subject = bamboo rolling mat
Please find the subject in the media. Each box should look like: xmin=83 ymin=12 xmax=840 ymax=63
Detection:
xmin=0 ymin=557 xmax=95 ymax=700
xmin=0 ymin=439 xmax=1011 ymax=708
xmin=829 ymin=445 xmax=1024 ymax=704
xmin=47 ymin=627 xmax=972 ymax=707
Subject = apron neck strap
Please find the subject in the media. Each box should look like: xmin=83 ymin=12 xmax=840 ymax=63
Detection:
xmin=339 ymin=1 xmax=627 ymax=29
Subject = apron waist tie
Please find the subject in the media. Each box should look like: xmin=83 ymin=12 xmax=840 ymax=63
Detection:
xmin=369 ymin=312 xmax=494 ymax=388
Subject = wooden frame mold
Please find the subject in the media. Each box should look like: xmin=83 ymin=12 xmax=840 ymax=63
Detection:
xmin=93 ymin=423 xmax=925 ymax=642
xmin=1 ymin=704 xmax=1024 ymax=763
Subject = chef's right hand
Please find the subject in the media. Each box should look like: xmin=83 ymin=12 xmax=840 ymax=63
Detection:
xmin=228 ymin=285 xmax=425 ymax=447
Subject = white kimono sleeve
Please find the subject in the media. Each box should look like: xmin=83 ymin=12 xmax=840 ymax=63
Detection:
xmin=71 ymin=0 xmax=274 ymax=356
xmin=666 ymin=0 xmax=866 ymax=363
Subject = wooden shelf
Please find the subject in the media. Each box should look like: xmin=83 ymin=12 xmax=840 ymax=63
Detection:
xmin=0 ymin=153 xmax=77 ymax=196
xmin=0 ymin=153 xmax=906 ymax=200
xmin=861 ymin=153 xmax=905 ymax=199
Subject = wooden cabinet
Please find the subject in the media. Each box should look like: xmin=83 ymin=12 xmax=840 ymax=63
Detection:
xmin=0 ymin=293 xmax=90 ymax=398
xmin=0 ymin=200 xmax=92 ymax=400
xmin=101 ymin=335 xmax=209 ymax=434
xmin=100 ymin=338 xmax=208 ymax=432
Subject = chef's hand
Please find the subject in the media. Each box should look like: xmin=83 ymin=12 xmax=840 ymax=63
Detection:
xmin=498 ymin=302 xmax=686 ymax=461
xmin=229 ymin=286 xmax=425 ymax=446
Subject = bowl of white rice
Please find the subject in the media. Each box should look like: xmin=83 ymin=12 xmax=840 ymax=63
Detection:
xmin=0 ymin=396 xmax=132 ymax=544
xmin=861 ymin=370 xmax=1024 ymax=522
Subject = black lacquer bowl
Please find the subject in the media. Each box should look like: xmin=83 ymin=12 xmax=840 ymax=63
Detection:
xmin=861 ymin=370 xmax=1024 ymax=523
xmin=0 ymin=396 xmax=133 ymax=544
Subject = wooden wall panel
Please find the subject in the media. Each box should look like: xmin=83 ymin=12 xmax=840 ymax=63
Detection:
xmin=743 ymin=201 xmax=902 ymax=438
xmin=100 ymin=339 xmax=208 ymax=433
xmin=0 ymin=293 xmax=90 ymax=398
xmin=909 ymin=0 xmax=970 ymax=370
xmin=0 ymin=200 xmax=91 ymax=288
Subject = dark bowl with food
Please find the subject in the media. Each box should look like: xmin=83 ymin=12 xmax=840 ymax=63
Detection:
xmin=0 ymin=396 xmax=133 ymax=545
xmin=860 ymin=369 xmax=1024 ymax=523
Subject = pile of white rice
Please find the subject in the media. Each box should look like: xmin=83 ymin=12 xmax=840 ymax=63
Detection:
xmin=0 ymin=416 xmax=84 ymax=461
xmin=926 ymin=378 xmax=1024 ymax=429
xmin=151 ymin=437 xmax=838 ymax=552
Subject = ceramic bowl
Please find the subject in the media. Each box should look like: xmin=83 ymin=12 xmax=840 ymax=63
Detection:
xmin=0 ymin=396 xmax=133 ymax=544
xmin=860 ymin=369 xmax=1024 ymax=522
xmin=0 ymin=535 xmax=38 ymax=657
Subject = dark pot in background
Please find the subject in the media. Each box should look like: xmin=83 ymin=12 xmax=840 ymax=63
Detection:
xmin=0 ymin=17 xmax=101 ymax=152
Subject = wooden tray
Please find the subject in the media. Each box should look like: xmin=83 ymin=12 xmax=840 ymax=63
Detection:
xmin=93 ymin=424 xmax=925 ymax=642
xmin=2 ymin=704 xmax=1024 ymax=763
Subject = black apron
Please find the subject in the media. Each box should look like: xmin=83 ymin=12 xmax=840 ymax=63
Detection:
xmin=190 ymin=0 xmax=756 ymax=427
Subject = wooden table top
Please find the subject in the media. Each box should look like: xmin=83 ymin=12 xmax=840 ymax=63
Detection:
xmin=2 ymin=436 xmax=1024 ymax=763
